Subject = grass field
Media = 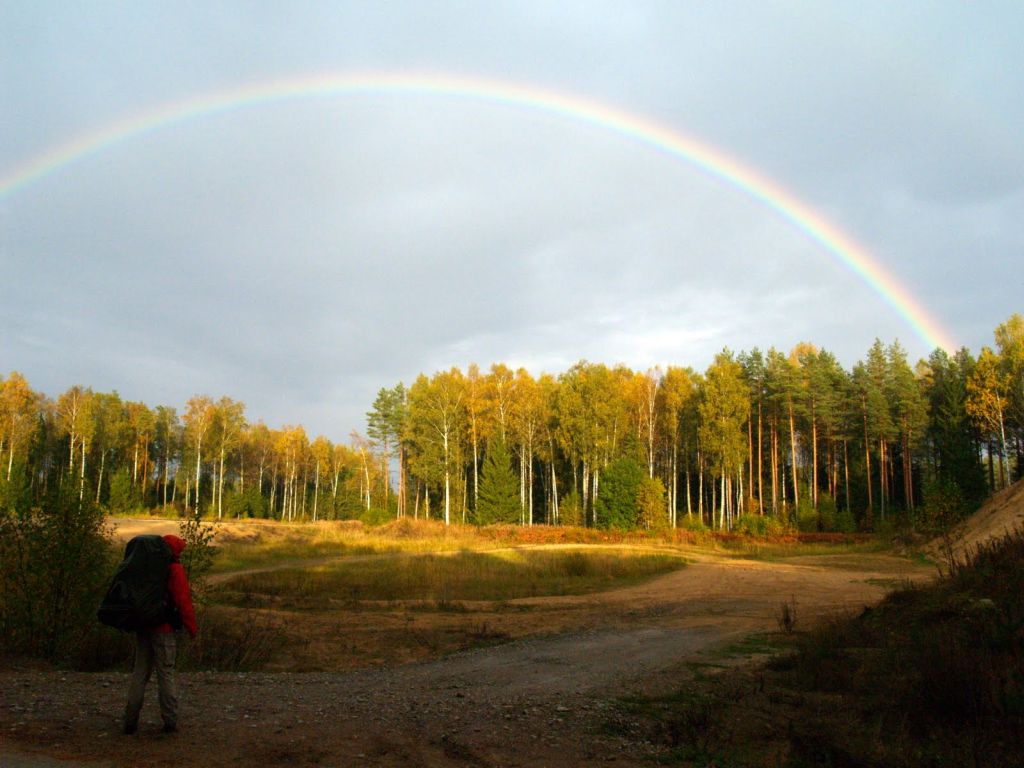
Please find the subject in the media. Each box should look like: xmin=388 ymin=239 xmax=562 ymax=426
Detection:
xmin=215 ymin=547 xmax=686 ymax=607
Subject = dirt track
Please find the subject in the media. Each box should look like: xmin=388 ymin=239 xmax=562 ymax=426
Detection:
xmin=1 ymin=531 xmax=930 ymax=768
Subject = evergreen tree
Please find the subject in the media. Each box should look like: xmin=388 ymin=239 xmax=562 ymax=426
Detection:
xmin=593 ymin=456 xmax=645 ymax=530
xmin=923 ymin=349 xmax=986 ymax=506
xmin=475 ymin=436 xmax=520 ymax=525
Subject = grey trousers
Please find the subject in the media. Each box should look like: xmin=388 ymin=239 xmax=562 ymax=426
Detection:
xmin=124 ymin=631 xmax=178 ymax=728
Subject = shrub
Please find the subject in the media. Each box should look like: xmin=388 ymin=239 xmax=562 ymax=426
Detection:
xmin=558 ymin=491 xmax=584 ymax=527
xmin=178 ymin=511 xmax=218 ymax=606
xmin=677 ymin=513 xmax=709 ymax=533
xmin=359 ymin=506 xmax=394 ymax=526
xmin=636 ymin=477 xmax=668 ymax=531
xmin=0 ymin=487 xmax=114 ymax=661
xmin=181 ymin=606 xmax=287 ymax=671
xmin=107 ymin=469 xmax=142 ymax=514
xmin=225 ymin=486 xmax=268 ymax=519
xmin=732 ymin=513 xmax=793 ymax=538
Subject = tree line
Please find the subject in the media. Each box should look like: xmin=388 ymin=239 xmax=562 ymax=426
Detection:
xmin=2 ymin=314 xmax=1022 ymax=531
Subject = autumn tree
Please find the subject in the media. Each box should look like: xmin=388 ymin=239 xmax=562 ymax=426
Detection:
xmin=995 ymin=314 xmax=1024 ymax=480
xmin=183 ymin=396 xmax=215 ymax=514
xmin=406 ymin=369 xmax=465 ymax=524
xmin=967 ymin=347 xmax=1011 ymax=489
xmin=124 ymin=401 xmax=155 ymax=495
xmin=0 ymin=372 xmax=39 ymax=483
xmin=366 ymin=384 xmax=408 ymax=516
xmin=149 ymin=406 xmax=177 ymax=507
xmin=210 ymin=397 xmax=246 ymax=519
xmin=657 ymin=366 xmax=698 ymax=525
xmin=698 ymin=351 xmax=749 ymax=529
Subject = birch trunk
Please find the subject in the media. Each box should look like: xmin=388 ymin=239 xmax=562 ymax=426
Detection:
xmin=788 ymin=398 xmax=799 ymax=510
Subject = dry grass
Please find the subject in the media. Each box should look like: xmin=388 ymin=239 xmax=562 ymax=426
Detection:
xmin=215 ymin=547 xmax=686 ymax=607
xmin=613 ymin=528 xmax=1024 ymax=767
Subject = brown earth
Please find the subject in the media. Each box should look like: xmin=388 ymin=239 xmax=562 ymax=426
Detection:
xmin=1 ymin=521 xmax=931 ymax=767
xmin=927 ymin=479 xmax=1024 ymax=565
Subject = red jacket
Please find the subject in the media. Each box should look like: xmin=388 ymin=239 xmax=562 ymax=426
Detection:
xmin=153 ymin=535 xmax=198 ymax=638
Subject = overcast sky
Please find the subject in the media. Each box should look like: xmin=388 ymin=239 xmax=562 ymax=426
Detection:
xmin=2 ymin=2 xmax=1022 ymax=440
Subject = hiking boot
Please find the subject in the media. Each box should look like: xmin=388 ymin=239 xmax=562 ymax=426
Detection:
xmin=162 ymin=721 xmax=177 ymax=734
xmin=123 ymin=721 xmax=137 ymax=736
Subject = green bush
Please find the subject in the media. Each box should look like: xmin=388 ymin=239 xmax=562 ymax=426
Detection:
xmin=225 ymin=486 xmax=268 ymax=519
xmin=637 ymin=477 xmax=668 ymax=531
xmin=558 ymin=491 xmax=583 ymax=527
xmin=0 ymin=487 xmax=114 ymax=661
xmin=359 ymin=506 xmax=394 ymax=526
xmin=795 ymin=497 xmax=818 ymax=532
xmin=107 ymin=468 xmax=142 ymax=514
xmin=677 ymin=513 xmax=709 ymax=533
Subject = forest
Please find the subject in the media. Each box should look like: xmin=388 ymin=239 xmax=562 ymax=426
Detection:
xmin=1 ymin=314 xmax=1021 ymax=533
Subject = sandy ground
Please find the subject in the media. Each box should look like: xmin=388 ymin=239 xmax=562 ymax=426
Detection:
xmin=926 ymin=479 xmax=1024 ymax=564
xmin=1 ymin=522 xmax=931 ymax=768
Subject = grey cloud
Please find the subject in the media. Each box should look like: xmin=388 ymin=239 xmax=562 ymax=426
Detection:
xmin=2 ymin=1 xmax=1021 ymax=437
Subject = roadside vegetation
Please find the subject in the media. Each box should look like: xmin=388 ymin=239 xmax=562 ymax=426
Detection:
xmin=612 ymin=528 xmax=1024 ymax=767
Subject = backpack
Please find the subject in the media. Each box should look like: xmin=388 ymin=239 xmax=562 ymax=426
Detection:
xmin=98 ymin=534 xmax=181 ymax=632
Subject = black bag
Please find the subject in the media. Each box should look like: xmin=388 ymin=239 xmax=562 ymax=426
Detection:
xmin=97 ymin=534 xmax=176 ymax=632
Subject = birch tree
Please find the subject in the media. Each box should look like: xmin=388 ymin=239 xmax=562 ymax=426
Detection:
xmin=183 ymin=396 xmax=215 ymax=514
xmin=967 ymin=347 xmax=1011 ymax=490
xmin=698 ymin=351 xmax=748 ymax=529
xmin=406 ymin=369 xmax=465 ymax=525
xmin=0 ymin=372 xmax=39 ymax=483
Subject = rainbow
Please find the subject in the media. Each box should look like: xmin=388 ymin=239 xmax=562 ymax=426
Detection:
xmin=0 ymin=71 xmax=955 ymax=352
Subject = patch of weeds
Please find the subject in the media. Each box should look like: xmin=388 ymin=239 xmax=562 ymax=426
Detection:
xmin=715 ymin=632 xmax=783 ymax=660
xmin=181 ymin=606 xmax=288 ymax=671
xmin=777 ymin=596 xmax=798 ymax=634
xmin=462 ymin=622 xmax=512 ymax=649
xmin=612 ymin=679 xmax=748 ymax=758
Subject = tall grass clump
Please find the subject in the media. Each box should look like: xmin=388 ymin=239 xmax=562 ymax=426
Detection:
xmin=181 ymin=606 xmax=287 ymax=671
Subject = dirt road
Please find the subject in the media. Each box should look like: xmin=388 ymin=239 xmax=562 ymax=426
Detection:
xmin=1 ymin=544 xmax=928 ymax=767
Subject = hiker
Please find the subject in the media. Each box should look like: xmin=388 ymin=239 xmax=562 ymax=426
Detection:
xmin=123 ymin=534 xmax=198 ymax=735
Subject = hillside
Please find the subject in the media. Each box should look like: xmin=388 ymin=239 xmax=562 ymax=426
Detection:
xmin=930 ymin=479 xmax=1024 ymax=563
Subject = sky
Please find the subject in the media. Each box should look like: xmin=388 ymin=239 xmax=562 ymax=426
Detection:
xmin=2 ymin=2 xmax=1022 ymax=441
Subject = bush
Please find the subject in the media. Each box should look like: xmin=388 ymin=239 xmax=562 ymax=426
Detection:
xmin=178 ymin=511 xmax=218 ymax=607
xmin=0 ymin=487 xmax=114 ymax=661
xmin=225 ymin=486 xmax=268 ymax=519
xmin=637 ymin=477 xmax=668 ymax=531
xmin=180 ymin=606 xmax=287 ymax=671
xmin=732 ymin=513 xmax=793 ymax=538
xmin=359 ymin=506 xmax=394 ymax=526
xmin=107 ymin=469 xmax=142 ymax=514
xmin=558 ymin=491 xmax=584 ymax=527
xmin=677 ymin=513 xmax=709 ymax=533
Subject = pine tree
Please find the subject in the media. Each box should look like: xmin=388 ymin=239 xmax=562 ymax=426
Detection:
xmin=475 ymin=436 xmax=520 ymax=525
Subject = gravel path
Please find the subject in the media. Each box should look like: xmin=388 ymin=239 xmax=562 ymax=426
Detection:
xmin=2 ymin=538 xmax=931 ymax=767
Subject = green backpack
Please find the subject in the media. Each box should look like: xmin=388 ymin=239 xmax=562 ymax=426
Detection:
xmin=98 ymin=535 xmax=179 ymax=632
